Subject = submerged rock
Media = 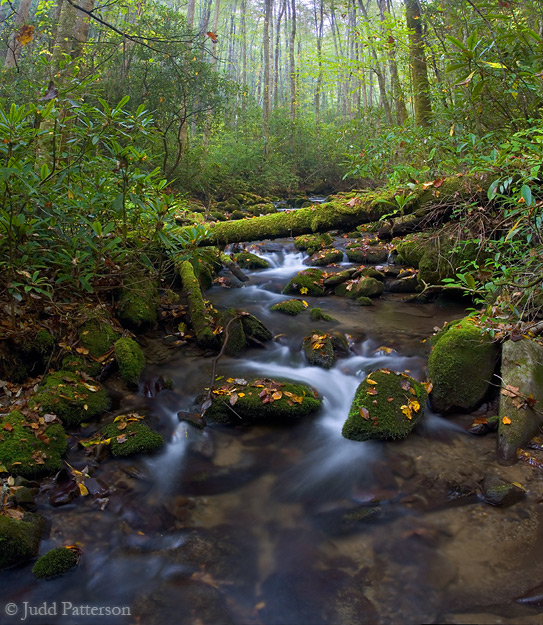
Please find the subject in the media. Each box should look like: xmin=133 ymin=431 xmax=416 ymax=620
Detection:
xmin=204 ymin=378 xmax=321 ymax=424
xmin=342 ymin=369 xmax=428 ymax=441
xmin=480 ymin=475 xmax=525 ymax=507
xmin=0 ymin=411 xmax=67 ymax=478
xmin=497 ymin=338 xmax=543 ymax=464
xmin=427 ymin=317 xmax=499 ymax=414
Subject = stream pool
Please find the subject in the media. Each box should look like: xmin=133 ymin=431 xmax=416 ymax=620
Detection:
xmin=2 ymin=240 xmax=543 ymax=625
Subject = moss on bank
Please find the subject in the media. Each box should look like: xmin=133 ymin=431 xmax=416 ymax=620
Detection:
xmin=117 ymin=275 xmax=159 ymax=330
xmin=114 ymin=337 xmax=146 ymax=388
xmin=342 ymin=369 xmax=427 ymax=441
xmin=0 ymin=411 xmax=67 ymax=477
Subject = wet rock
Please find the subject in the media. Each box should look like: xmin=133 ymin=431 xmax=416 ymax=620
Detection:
xmin=497 ymin=338 xmax=543 ymax=465
xmin=356 ymin=267 xmax=386 ymax=282
xmin=282 ymin=268 xmax=325 ymax=296
xmin=84 ymin=477 xmax=109 ymax=498
xmin=515 ymin=581 xmax=543 ymax=606
xmin=309 ymin=307 xmax=337 ymax=322
xmin=386 ymin=274 xmax=420 ymax=293
xmin=481 ymin=475 xmax=526 ymax=507
xmin=182 ymin=456 xmax=264 ymax=495
xmin=142 ymin=374 xmax=173 ymax=397
xmin=178 ymin=411 xmax=207 ymax=429
xmin=346 ymin=246 xmax=389 ymax=264
xmin=343 ymin=369 xmax=427 ymax=441
xmin=0 ymin=512 xmax=45 ymax=569
xmin=428 ymin=316 xmax=500 ymax=414
xmin=387 ymin=452 xmax=416 ymax=479
xmin=234 ymin=251 xmax=270 ymax=269
xmin=307 ymin=247 xmax=344 ymax=266
xmin=335 ymin=277 xmax=384 ymax=299
xmin=49 ymin=468 xmax=81 ymax=506
xmin=313 ymin=504 xmax=382 ymax=535
xmin=323 ymin=268 xmax=357 ymax=288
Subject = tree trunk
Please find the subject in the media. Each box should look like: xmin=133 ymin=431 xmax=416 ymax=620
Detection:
xmin=5 ymin=0 xmax=33 ymax=69
xmin=263 ymin=0 xmax=272 ymax=153
xmin=288 ymin=0 xmax=296 ymax=131
xmin=405 ymin=0 xmax=432 ymax=127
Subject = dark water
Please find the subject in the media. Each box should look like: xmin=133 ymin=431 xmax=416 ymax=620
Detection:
xmin=2 ymin=241 xmax=543 ymax=625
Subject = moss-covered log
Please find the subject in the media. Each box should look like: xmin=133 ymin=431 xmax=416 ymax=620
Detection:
xmin=191 ymin=175 xmax=490 ymax=246
xmin=179 ymin=261 xmax=218 ymax=350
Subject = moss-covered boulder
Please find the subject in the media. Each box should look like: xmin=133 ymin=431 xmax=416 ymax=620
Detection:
xmin=219 ymin=309 xmax=273 ymax=357
xmin=79 ymin=317 xmax=117 ymax=358
xmin=310 ymin=308 xmax=336 ymax=322
xmin=241 ymin=312 xmax=273 ymax=344
xmin=323 ymin=268 xmax=357 ymax=288
xmin=283 ymin=269 xmax=325 ymax=297
xmin=271 ymin=299 xmax=307 ymax=315
xmin=114 ymin=337 xmax=146 ymax=388
xmin=205 ymin=378 xmax=321 ymax=424
xmin=428 ymin=317 xmax=499 ymax=414
xmin=61 ymin=354 xmax=102 ymax=378
xmin=0 ymin=411 xmax=67 ymax=478
xmin=342 ymin=369 xmax=428 ymax=441
xmin=0 ymin=512 xmax=45 ymax=569
xmin=117 ymin=276 xmax=159 ymax=330
xmin=294 ymin=233 xmax=333 ymax=255
xmin=335 ymin=277 xmax=384 ymax=299
xmin=356 ymin=296 xmax=373 ymax=306
xmin=302 ymin=331 xmax=349 ymax=369
xmin=358 ymin=267 xmax=386 ymax=282
xmin=32 ymin=546 xmax=79 ymax=579
xmin=395 ymin=236 xmax=426 ymax=267
xmin=234 ymin=252 xmax=270 ymax=270
xmin=346 ymin=247 xmax=389 ymax=264
xmin=308 ymin=248 xmax=343 ymax=266
xmin=480 ymin=476 xmax=525 ymax=507
xmin=101 ymin=420 xmax=164 ymax=457
xmin=32 ymin=371 xmax=109 ymax=427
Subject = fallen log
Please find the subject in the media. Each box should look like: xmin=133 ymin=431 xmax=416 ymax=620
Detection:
xmin=195 ymin=174 xmax=490 ymax=246
xmin=179 ymin=261 xmax=219 ymax=350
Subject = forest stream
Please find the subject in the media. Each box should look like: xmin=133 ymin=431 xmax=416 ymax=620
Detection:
xmin=2 ymin=241 xmax=543 ymax=625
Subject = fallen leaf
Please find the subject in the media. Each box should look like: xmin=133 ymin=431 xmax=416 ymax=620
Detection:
xmin=502 ymin=416 xmax=512 ymax=425
xmin=359 ymin=406 xmax=370 ymax=420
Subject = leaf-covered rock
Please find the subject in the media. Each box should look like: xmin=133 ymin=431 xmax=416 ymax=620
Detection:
xmin=342 ymin=369 xmax=428 ymax=441
xmin=101 ymin=419 xmax=164 ymax=457
xmin=282 ymin=269 xmax=325 ymax=297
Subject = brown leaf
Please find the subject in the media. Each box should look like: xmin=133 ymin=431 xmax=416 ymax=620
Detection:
xmin=229 ymin=393 xmax=239 ymax=406
xmin=2 ymin=423 xmax=14 ymax=432
xmin=359 ymin=406 xmax=370 ymax=420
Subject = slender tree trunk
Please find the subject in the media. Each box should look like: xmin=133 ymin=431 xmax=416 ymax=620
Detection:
xmin=273 ymin=0 xmax=286 ymax=108
xmin=5 ymin=0 xmax=32 ymax=69
xmin=263 ymin=0 xmax=272 ymax=154
xmin=314 ymin=0 xmax=324 ymax=131
xmin=289 ymin=0 xmax=296 ymax=131
xmin=240 ymin=0 xmax=247 ymax=117
xmin=404 ymin=0 xmax=432 ymax=127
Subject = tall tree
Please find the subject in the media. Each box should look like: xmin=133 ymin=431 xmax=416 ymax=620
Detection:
xmin=404 ymin=0 xmax=432 ymax=126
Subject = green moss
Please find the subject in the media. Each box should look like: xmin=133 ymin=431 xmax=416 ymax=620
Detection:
xmin=231 ymin=210 xmax=245 ymax=220
xmin=32 ymin=371 xmax=109 ymax=427
xmin=241 ymin=313 xmax=273 ymax=343
xmin=395 ymin=236 xmax=426 ymax=267
xmin=271 ymin=299 xmax=306 ymax=315
xmin=220 ymin=308 xmax=246 ymax=357
xmin=359 ymin=267 xmax=385 ymax=282
xmin=310 ymin=308 xmax=336 ymax=322
xmin=294 ymin=233 xmax=333 ymax=255
xmin=205 ymin=378 xmax=322 ymax=424
xmin=114 ymin=337 xmax=146 ymax=388
xmin=336 ymin=277 xmax=384 ymax=299
xmin=79 ymin=318 xmax=117 ymax=359
xmin=0 ymin=411 xmax=67 ymax=478
xmin=356 ymin=296 xmax=373 ymax=306
xmin=0 ymin=512 xmax=44 ymax=570
xmin=179 ymin=261 xmax=219 ymax=350
xmin=117 ymin=276 xmax=159 ymax=330
xmin=346 ymin=248 xmax=389 ymax=264
xmin=309 ymin=248 xmax=344 ymax=266
xmin=34 ymin=330 xmax=55 ymax=357
xmin=323 ymin=268 xmax=356 ymax=288
xmin=282 ymin=269 xmax=325 ymax=297
xmin=342 ymin=369 xmax=428 ymax=441
xmin=32 ymin=547 xmax=79 ymax=579
xmin=234 ymin=252 xmax=270 ymax=269
xmin=102 ymin=421 xmax=164 ymax=457
xmin=427 ymin=316 xmax=499 ymax=413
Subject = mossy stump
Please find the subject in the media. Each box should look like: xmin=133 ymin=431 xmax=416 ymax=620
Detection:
xmin=342 ymin=369 xmax=427 ymax=441
xmin=114 ymin=337 xmax=146 ymax=389
xmin=32 ymin=370 xmax=109 ymax=427
xmin=428 ymin=317 xmax=499 ymax=414
xmin=32 ymin=547 xmax=79 ymax=579
xmin=205 ymin=378 xmax=322 ymax=425
xmin=0 ymin=411 xmax=67 ymax=478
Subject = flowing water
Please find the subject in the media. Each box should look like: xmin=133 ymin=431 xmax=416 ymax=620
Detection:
xmin=3 ymin=241 xmax=543 ymax=625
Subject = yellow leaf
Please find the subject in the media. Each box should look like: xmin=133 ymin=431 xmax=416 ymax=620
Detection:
xmin=300 ymin=287 xmax=308 ymax=295
xmin=238 ymin=392 xmax=245 ymax=398
xmin=502 ymin=416 xmax=512 ymax=425
xmin=16 ymin=24 xmax=34 ymax=46
xmin=78 ymin=483 xmax=89 ymax=496
xmin=83 ymin=404 xmax=88 ymax=411
xmin=271 ymin=391 xmax=283 ymax=401
xmin=366 ymin=379 xmax=378 ymax=385
xmin=302 ymin=300 xmax=309 ymax=307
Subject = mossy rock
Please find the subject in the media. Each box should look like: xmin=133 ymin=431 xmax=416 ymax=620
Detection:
xmin=346 ymin=247 xmax=389 ymax=264
xmin=32 ymin=547 xmax=79 ymax=579
xmin=395 ymin=236 xmax=426 ymax=267
xmin=246 ymin=202 xmax=276 ymax=215
xmin=205 ymin=378 xmax=321 ymax=424
xmin=309 ymin=308 xmax=336 ymax=322
xmin=0 ymin=411 xmax=67 ymax=478
xmin=335 ymin=277 xmax=384 ymax=299
xmin=0 ymin=512 xmax=45 ymax=570
xmin=359 ymin=267 xmax=386 ymax=282
xmin=294 ymin=233 xmax=333 ymax=255
xmin=271 ymin=299 xmax=306 ymax=315
xmin=79 ymin=318 xmax=117 ymax=358
xmin=219 ymin=308 xmax=247 ymax=357
xmin=210 ymin=211 xmax=227 ymax=221
xmin=283 ymin=269 xmax=325 ymax=297
xmin=356 ymin=296 xmax=373 ymax=306
xmin=33 ymin=330 xmax=55 ymax=358
xmin=230 ymin=210 xmax=245 ymax=221
xmin=241 ymin=312 xmax=273 ymax=344
xmin=342 ymin=369 xmax=427 ymax=441
xmin=234 ymin=252 xmax=270 ymax=270
xmin=117 ymin=276 xmax=159 ymax=330
xmin=302 ymin=333 xmax=336 ymax=369
xmin=309 ymin=248 xmax=344 ymax=266
xmin=323 ymin=268 xmax=357 ymax=288
xmin=102 ymin=420 xmax=164 ymax=457
xmin=114 ymin=337 xmax=146 ymax=389
xmin=428 ymin=317 xmax=499 ymax=413
xmin=32 ymin=371 xmax=109 ymax=427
